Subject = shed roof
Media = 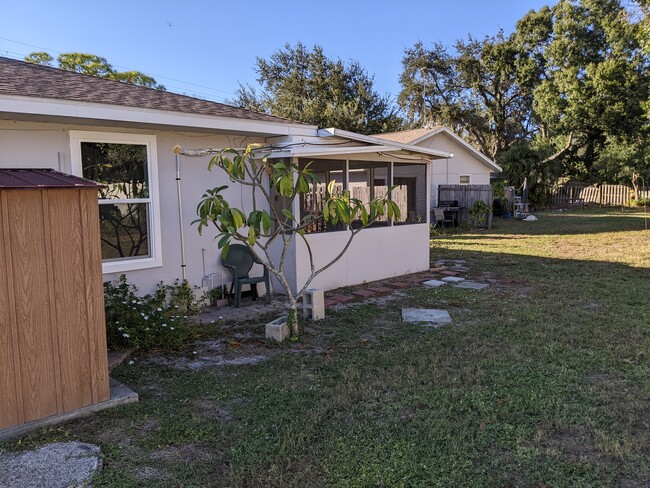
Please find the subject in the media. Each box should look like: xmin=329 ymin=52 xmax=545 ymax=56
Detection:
xmin=0 ymin=169 xmax=103 ymax=189
xmin=0 ymin=56 xmax=302 ymax=126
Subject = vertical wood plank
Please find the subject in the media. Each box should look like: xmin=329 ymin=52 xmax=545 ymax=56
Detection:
xmin=80 ymin=190 xmax=110 ymax=403
xmin=0 ymin=191 xmax=23 ymax=429
xmin=41 ymin=191 xmax=64 ymax=415
xmin=7 ymin=190 xmax=59 ymax=422
xmin=46 ymin=189 xmax=94 ymax=412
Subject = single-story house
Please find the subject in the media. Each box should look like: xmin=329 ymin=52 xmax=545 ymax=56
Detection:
xmin=373 ymin=127 xmax=502 ymax=207
xmin=0 ymin=57 xmax=451 ymax=296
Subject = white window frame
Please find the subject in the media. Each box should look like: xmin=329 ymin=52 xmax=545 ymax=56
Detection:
xmin=459 ymin=174 xmax=471 ymax=185
xmin=69 ymin=131 xmax=163 ymax=274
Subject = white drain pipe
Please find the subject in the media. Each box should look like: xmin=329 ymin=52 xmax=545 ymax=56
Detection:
xmin=174 ymin=148 xmax=187 ymax=281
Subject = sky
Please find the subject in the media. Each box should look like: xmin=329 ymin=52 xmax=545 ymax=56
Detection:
xmin=1 ymin=0 xmax=554 ymax=104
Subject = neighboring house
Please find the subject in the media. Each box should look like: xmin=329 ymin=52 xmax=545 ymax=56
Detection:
xmin=0 ymin=57 xmax=450 ymax=296
xmin=373 ymin=127 xmax=502 ymax=207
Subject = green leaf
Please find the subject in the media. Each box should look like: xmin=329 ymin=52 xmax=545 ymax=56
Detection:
xmin=282 ymin=209 xmax=296 ymax=222
xmin=261 ymin=210 xmax=271 ymax=233
xmin=248 ymin=227 xmax=256 ymax=246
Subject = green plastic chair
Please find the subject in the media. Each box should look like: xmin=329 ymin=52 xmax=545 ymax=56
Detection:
xmin=223 ymin=244 xmax=271 ymax=308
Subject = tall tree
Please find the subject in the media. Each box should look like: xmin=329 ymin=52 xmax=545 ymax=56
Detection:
xmin=517 ymin=0 xmax=649 ymax=179
xmin=232 ymin=43 xmax=402 ymax=134
xmin=24 ymin=51 xmax=165 ymax=90
xmin=398 ymin=33 xmax=533 ymax=160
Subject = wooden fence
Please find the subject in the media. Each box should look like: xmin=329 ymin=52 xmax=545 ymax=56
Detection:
xmin=437 ymin=185 xmax=493 ymax=228
xmin=550 ymin=184 xmax=649 ymax=207
xmin=303 ymin=184 xmax=410 ymax=232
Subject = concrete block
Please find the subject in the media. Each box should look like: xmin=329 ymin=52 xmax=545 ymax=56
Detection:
xmin=402 ymin=308 xmax=452 ymax=327
xmin=303 ymin=289 xmax=325 ymax=320
xmin=423 ymin=279 xmax=447 ymax=288
xmin=441 ymin=276 xmax=465 ymax=284
xmin=265 ymin=317 xmax=290 ymax=342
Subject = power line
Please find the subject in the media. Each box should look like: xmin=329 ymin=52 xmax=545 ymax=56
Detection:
xmin=0 ymin=37 xmax=239 ymax=101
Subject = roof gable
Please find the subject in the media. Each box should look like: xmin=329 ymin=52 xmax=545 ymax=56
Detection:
xmin=373 ymin=126 xmax=501 ymax=172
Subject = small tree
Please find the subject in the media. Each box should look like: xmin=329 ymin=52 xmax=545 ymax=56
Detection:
xmin=193 ymin=145 xmax=400 ymax=337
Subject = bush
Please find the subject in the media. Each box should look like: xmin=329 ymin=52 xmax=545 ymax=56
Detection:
xmin=104 ymin=275 xmax=206 ymax=351
xmin=632 ymin=197 xmax=650 ymax=207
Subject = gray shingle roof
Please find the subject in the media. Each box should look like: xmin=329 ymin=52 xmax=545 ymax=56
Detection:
xmin=0 ymin=56 xmax=302 ymax=125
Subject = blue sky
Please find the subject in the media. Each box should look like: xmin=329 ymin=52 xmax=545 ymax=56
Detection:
xmin=1 ymin=1 xmax=554 ymax=104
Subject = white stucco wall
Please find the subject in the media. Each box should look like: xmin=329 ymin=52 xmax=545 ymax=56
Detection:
xmin=0 ymin=120 xmax=264 ymax=293
xmin=1 ymin=120 xmax=433 ymax=297
xmin=290 ymin=223 xmax=430 ymax=293
xmin=415 ymin=132 xmax=492 ymax=206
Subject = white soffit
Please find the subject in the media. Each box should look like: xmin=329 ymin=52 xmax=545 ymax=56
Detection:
xmin=319 ymin=127 xmax=451 ymax=159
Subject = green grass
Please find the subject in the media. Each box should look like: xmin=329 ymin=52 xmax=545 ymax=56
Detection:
xmin=3 ymin=207 xmax=649 ymax=487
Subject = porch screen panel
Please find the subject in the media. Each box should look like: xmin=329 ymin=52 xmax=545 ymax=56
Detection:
xmin=348 ymin=161 xmax=391 ymax=228
xmin=299 ymin=159 xmax=346 ymax=233
xmin=393 ymin=163 xmax=427 ymax=224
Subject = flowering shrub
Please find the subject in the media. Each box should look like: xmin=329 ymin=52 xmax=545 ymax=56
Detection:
xmin=104 ymin=275 xmax=205 ymax=351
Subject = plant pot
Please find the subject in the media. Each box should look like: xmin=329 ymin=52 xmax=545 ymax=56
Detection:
xmin=502 ymin=211 xmax=512 ymax=219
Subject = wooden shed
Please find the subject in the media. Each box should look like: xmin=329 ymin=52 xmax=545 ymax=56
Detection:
xmin=0 ymin=168 xmax=110 ymax=432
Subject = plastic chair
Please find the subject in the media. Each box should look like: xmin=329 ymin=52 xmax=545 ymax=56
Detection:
xmin=223 ymin=244 xmax=271 ymax=308
xmin=433 ymin=208 xmax=454 ymax=228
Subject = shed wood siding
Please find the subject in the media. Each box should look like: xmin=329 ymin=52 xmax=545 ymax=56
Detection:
xmin=0 ymin=187 xmax=109 ymax=430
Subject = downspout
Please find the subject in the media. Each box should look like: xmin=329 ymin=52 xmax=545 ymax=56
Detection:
xmin=174 ymin=147 xmax=187 ymax=281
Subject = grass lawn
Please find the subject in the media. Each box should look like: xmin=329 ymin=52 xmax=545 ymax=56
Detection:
xmin=3 ymin=208 xmax=649 ymax=487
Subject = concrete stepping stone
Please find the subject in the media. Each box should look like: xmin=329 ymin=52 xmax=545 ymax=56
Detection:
xmin=0 ymin=442 xmax=102 ymax=488
xmin=429 ymin=266 xmax=446 ymax=272
xmin=454 ymin=281 xmax=488 ymax=290
xmin=423 ymin=279 xmax=447 ymax=288
xmin=402 ymin=308 xmax=452 ymax=327
xmin=441 ymin=276 xmax=465 ymax=284
xmin=352 ymin=289 xmax=378 ymax=298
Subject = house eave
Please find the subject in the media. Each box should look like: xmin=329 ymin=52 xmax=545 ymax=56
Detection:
xmin=319 ymin=127 xmax=451 ymax=159
xmin=0 ymin=94 xmax=318 ymax=137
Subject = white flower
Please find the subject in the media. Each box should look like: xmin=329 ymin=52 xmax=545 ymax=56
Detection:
xmin=219 ymin=316 xmax=223 ymax=320
xmin=145 ymin=327 xmax=150 ymax=331
xmin=122 ymin=333 xmax=130 ymax=338
xmin=143 ymin=316 xmax=149 ymax=321
xmin=170 ymin=327 xmax=175 ymax=330
xmin=117 ymin=327 xmax=123 ymax=331
xmin=175 ymin=305 xmax=179 ymax=309
xmin=192 ymin=351 xmax=197 ymax=355
xmin=157 ymin=307 xmax=162 ymax=312
xmin=210 ymin=320 xmax=215 ymax=324
xmin=132 ymin=300 xmax=137 ymax=304
xmin=128 ymin=360 xmax=134 ymax=365
xmin=183 ymin=315 xmax=187 ymax=319
xmin=161 ymin=323 xmax=167 ymax=327
xmin=140 ymin=312 xmax=145 ymax=317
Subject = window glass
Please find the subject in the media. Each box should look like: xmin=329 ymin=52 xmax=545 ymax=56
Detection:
xmin=98 ymin=203 xmax=150 ymax=260
xmin=81 ymin=142 xmax=149 ymax=199
xmin=460 ymin=175 xmax=471 ymax=185
xmin=393 ymin=163 xmax=427 ymax=224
